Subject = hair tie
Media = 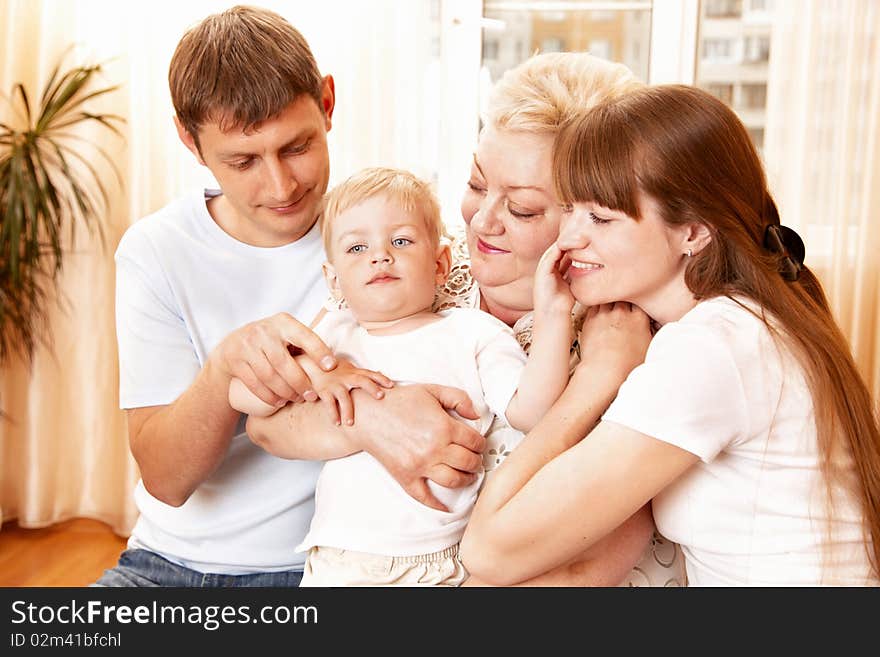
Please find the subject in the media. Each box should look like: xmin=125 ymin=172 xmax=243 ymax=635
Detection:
xmin=763 ymin=224 xmax=805 ymax=282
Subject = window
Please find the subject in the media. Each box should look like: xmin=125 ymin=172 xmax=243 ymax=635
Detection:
xmin=747 ymin=127 xmax=765 ymax=150
xmin=702 ymin=38 xmax=734 ymax=62
xmin=539 ymin=10 xmax=566 ymax=22
xmin=540 ymin=37 xmax=565 ymax=53
xmin=480 ymin=0 xmax=653 ymax=86
xmin=483 ymin=39 xmax=499 ymax=61
xmin=704 ymin=0 xmax=742 ymax=19
xmin=743 ymin=35 xmax=771 ymax=63
xmin=588 ymin=39 xmax=613 ymax=61
xmin=741 ymin=83 xmax=767 ymax=109
xmin=695 ymin=0 xmax=774 ymax=151
xmin=706 ymin=83 xmax=735 ymax=106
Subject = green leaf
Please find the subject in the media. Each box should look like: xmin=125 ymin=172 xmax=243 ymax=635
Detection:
xmin=50 ymin=131 xmax=124 ymax=188
xmin=44 ymin=85 xmax=121 ymax=124
xmin=1 ymin=52 xmax=124 ymax=365
xmin=51 ymin=111 xmax=125 ymax=137
xmin=13 ymin=83 xmax=31 ymax=124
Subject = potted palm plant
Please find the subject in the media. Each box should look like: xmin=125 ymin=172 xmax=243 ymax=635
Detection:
xmin=0 ymin=56 xmax=124 ymax=365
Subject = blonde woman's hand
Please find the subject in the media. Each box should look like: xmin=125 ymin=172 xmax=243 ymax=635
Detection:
xmin=576 ymin=302 xmax=653 ymax=385
xmin=533 ymin=242 xmax=576 ymax=320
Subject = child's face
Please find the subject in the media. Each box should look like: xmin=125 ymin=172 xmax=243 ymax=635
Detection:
xmin=323 ymin=194 xmax=448 ymax=323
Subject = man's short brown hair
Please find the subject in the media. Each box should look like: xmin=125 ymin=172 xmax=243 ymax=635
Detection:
xmin=169 ymin=5 xmax=324 ymax=145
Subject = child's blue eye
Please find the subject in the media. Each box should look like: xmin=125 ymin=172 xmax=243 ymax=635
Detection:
xmin=347 ymin=244 xmax=367 ymax=253
xmin=391 ymin=238 xmax=412 ymax=247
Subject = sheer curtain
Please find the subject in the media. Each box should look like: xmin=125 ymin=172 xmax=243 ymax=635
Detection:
xmin=0 ymin=0 xmax=457 ymax=535
xmin=764 ymin=0 xmax=880 ymax=399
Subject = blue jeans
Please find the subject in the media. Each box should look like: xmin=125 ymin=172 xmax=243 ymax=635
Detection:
xmin=93 ymin=549 xmax=303 ymax=587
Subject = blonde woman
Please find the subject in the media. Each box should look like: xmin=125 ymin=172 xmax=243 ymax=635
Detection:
xmin=440 ymin=52 xmax=686 ymax=586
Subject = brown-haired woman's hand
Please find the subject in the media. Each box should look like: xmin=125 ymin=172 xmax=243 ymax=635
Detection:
xmin=575 ymin=302 xmax=652 ymax=386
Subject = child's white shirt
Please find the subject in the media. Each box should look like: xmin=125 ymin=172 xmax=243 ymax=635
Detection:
xmin=296 ymin=307 xmax=526 ymax=556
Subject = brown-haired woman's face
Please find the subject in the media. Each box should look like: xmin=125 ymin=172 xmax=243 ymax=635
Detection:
xmin=557 ymin=196 xmax=692 ymax=322
xmin=461 ymin=126 xmax=562 ymax=300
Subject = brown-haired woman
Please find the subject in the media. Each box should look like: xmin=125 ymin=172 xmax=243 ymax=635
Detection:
xmin=459 ymin=84 xmax=880 ymax=586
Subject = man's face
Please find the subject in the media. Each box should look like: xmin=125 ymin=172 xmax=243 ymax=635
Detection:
xmin=181 ymin=78 xmax=334 ymax=247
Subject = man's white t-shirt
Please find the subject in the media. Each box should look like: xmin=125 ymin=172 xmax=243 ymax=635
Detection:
xmin=296 ymin=307 xmax=527 ymax=557
xmin=603 ymin=296 xmax=876 ymax=586
xmin=115 ymin=189 xmax=327 ymax=574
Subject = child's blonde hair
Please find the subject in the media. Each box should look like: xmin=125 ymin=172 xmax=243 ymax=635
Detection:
xmin=321 ymin=167 xmax=445 ymax=257
xmin=486 ymin=51 xmax=643 ymax=135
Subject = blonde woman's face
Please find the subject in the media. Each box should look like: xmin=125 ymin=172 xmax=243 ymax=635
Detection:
xmin=460 ymin=126 xmax=562 ymax=302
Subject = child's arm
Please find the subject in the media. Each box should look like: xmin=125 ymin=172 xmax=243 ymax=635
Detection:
xmin=229 ymin=377 xmax=285 ymax=417
xmin=504 ymin=312 xmax=572 ymax=432
xmin=505 ymin=243 xmax=575 ymax=432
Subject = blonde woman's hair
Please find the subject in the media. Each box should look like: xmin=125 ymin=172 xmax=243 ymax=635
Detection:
xmin=321 ymin=167 xmax=445 ymax=258
xmin=486 ymin=51 xmax=643 ymax=135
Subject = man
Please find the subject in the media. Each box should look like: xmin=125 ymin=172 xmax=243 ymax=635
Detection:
xmin=99 ymin=5 xmax=485 ymax=587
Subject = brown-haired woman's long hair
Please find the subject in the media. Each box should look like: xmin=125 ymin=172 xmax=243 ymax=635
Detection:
xmin=554 ymin=84 xmax=880 ymax=579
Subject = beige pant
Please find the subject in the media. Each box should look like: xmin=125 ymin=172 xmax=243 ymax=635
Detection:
xmin=300 ymin=544 xmax=468 ymax=587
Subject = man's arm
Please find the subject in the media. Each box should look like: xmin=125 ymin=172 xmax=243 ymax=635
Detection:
xmin=248 ymin=383 xmax=488 ymax=511
xmin=129 ymin=359 xmax=239 ymax=507
xmin=130 ymin=313 xmax=337 ymax=507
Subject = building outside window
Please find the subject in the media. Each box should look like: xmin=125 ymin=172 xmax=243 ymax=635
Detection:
xmin=696 ymin=0 xmax=775 ymax=152
xmin=704 ymin=0 xmax=743 ymax=18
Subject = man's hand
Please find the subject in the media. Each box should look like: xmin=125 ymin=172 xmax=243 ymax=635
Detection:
xmin=211 ymin=312 xmax=337 ymax=407
xmin=345 ymin=383 xmax=485 ymax=512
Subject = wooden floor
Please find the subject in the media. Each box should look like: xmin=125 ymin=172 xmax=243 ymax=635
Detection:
xmin=0 ymin=518 xmax=127 ymax=587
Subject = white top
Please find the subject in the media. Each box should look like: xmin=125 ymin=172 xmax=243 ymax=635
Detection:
xmin=296 ymin=307 xmax=527 ymax=556
xmin=603 ymin=296 xmax=876 ymax=586
xmin=115 ymin=189 xmax=328 ymax=574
